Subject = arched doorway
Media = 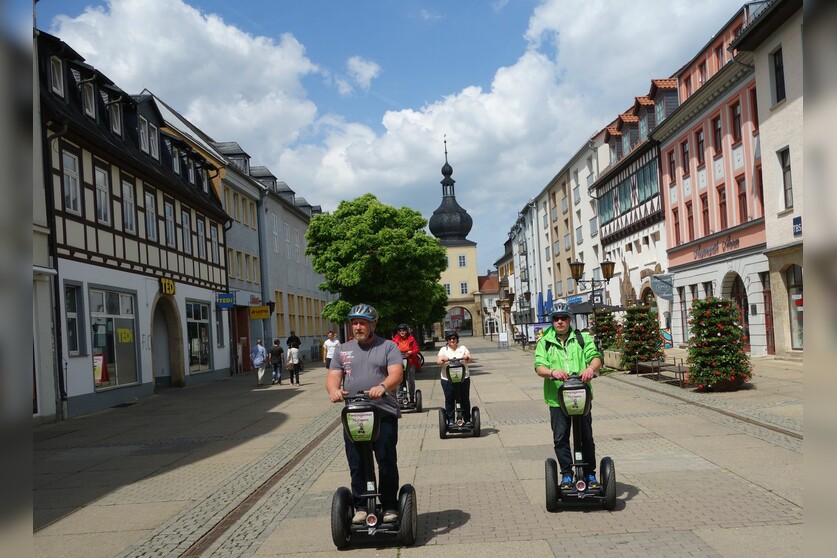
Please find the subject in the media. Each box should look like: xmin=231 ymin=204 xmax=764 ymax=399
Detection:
xmin=729 ymin=274 xmax=751 ymax=353
xmin=444 ymin=307 xmax=474 ymax=336
xmin=151 ymin=295 xmax=185 ymax=388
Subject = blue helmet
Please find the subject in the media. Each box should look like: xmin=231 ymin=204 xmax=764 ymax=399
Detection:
xmin=347 ymin=303 xmax=378 ymax=323
xmin=549 ymin=299 xmax=574 ymax=319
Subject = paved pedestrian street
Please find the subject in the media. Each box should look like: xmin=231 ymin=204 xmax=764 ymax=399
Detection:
xmin=34 ymin=336 xmax=802 ymax=557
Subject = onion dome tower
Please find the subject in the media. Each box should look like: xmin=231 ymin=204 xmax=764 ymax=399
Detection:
xmin=429 ymin=141 xmax=475 ymax=247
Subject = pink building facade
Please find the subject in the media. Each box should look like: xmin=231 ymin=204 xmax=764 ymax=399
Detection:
xmin=652 ymin=6 xmax=771 ymax=354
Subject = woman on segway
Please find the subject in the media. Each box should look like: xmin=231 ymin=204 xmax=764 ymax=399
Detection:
xmin=436 ymin=331 xmax=473 ymax=426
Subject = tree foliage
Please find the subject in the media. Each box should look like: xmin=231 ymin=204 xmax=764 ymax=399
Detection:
xmin=619 ymin=305 xmax=664 ymax=369
xmin=591 ymin=310 xmax=619 ymax=351
xmin=305 ymin=194 xmax=449 ymax=332
xmin=687 ymin=297 xmax=753 ymax=390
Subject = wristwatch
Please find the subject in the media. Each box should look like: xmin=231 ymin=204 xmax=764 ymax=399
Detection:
xmin=379 ymin=383 xmax=387 ymax=391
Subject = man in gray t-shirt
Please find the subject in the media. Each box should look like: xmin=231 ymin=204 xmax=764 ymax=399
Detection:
xmin=326 ymin=303 xmax=403 ymax=525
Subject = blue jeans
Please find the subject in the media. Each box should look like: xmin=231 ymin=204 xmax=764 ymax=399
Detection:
xmin=441 ymin=377 xmax=471 ymax=422
xmin=549 ymin=405 xmax=596 ymax=477
xmin=272 ymin=363 xmax=282 ymax=383
xmin=344 ymin=414 xmax=399 ymax=511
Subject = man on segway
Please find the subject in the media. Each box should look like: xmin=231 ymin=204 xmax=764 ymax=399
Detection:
xmin=327 ymin=303 xmax=403 ymax=525
xmin=392 ymin=323 xmax=420 ymax=405
xmin=534 ymin=300 xmax=603 ymax=491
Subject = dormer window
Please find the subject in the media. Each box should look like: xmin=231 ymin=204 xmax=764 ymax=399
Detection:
xmin=149 ymin=123 xmax=159 ymax=159
xmin=639 ymin=116 xmax=647 ymax=140
xmin=83 ymin=83 xmax=96 ymax=118
xmin=188 ymin=160 xmax=195 ymax=184
xmin=172 ymin=146 xmax=181 ymax=174
xmin=109 ymin=102 xmax=122 ymax=136
xmin=656 ymin=100 xmax=665 ymax=124
xmin=50 ymin=57 xmax=64 ymax=97
xmin=201 ymin=168 xmax=208 ymax=193
xmin=139 ymin=116 xmax=149 ymax=153
xmin=622 ymin=133 xmax=631 ymax=154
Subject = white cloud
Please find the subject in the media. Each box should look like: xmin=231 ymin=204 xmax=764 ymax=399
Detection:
xmin=48 ymin=0 xmax=735 ymax=268
xmin=346 ymin=56 xmax=380 ymax=91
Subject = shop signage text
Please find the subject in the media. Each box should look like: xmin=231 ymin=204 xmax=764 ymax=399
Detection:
xmin=159 ymin=277 xmax=176 ymax=295
xmin=250 ymin=305 xmax=270 ymax=320
xmin=693 ymin=235 xmax=741 ymax=260
xmin=216 ymin=292 xmax=236 ymax=309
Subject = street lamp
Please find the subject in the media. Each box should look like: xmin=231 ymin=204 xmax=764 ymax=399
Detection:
xmin=569 ymin=260 xmax=616 ymax=346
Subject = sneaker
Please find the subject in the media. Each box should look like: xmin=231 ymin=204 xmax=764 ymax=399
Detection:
xmin=586 ymin=474 xmax=600 ymax=488
xmin=352 ymin=510 xmax=367 ymax=524
xmin=382 ymin=510 xmax=398 ymax=523
xmin=560 ymin=475 xmax=573 ymax=490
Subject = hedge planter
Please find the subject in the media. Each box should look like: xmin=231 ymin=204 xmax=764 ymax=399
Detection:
xmin=603 ymin=350 xmax=623 ymax=370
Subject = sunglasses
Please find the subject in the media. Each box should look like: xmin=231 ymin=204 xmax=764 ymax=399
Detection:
xmin=398 ymin=328 xmax=408 ymax=332
xmin=552 ymin=315 xmax=570 ymax=321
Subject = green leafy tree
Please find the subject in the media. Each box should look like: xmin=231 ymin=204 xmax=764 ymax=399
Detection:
xmin=591 ymin=310 xmax=619 ymax=350
xmin=620 ymin=305 xmax=664 ymax=369
xmin=305 ymin=194 xmax=449 ymax=332
xmin=687 ymin=297 xmax=753 ymax=390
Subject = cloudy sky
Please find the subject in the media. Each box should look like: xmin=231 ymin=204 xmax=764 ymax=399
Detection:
xmin=30 ymin=0 xmax=737 ymax=269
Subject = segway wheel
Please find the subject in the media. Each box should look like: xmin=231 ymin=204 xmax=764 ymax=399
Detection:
xmin=545 ymin=458 xmax=560 ymax=512
xmin=601 ymin=456 xmax=616 ymax=511
xmin=438 ymin=408 xmax=447 ymax=439
xmin=471 ymin=407 xmax=481 ymax=437
xmin=330 ymin=487 xmax=353 ymax=549
xmin=415 ymin=390 xmax=423 ymax=412
xmin=398 ymin=484 xmax=417 ymax=546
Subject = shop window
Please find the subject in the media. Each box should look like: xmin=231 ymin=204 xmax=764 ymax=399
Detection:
xmin=65 ymin=283 xmax=86 ymax=356
xmin=786 ymin=265 xmax=803 ymax=349
xmin=90 ymin=288 xmax=138 ymax=389
xmin=187 ymin=301 xmax=212 ymax=373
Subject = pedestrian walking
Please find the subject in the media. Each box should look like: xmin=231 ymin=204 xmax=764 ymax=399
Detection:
xmin=269 ymin=339 xmax=284 ymax=385
xmin=287 ymin=342 xmax=301 ymax=385
xmin=323 ymin=330 xmax=341 ymax=368
xmin=250 ymin=339 xmax=268 ymax=386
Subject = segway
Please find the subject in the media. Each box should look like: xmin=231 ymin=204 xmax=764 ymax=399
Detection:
xmin=331 ymin=393 xmax=417 ymax=549
xmin=437 ymin=358 xmax=480 ymax=439
xmin=544 ymin=376 xmax=616 ymax=511
xmin=397 ymin=355 xmax=422 ymax=412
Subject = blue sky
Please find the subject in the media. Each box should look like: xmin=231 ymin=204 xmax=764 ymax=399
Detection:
xmin=27 ymin=0 xmax=737 ymax=270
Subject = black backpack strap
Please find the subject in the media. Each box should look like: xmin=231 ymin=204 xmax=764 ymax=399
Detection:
xmin=574 ymin=329 xmax=585 ymax=350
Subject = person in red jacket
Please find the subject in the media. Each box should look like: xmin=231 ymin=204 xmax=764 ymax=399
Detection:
xmin=392 ymin=323 xmax=420 ymax=404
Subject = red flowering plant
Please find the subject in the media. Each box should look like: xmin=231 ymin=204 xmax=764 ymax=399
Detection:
xmin=687 ymin=297 xmax=753 ymax=391
xmin=591 ymin=309 xmax=620 ymax=350
xmin=619 ymin=305 xmax=664 ymax=370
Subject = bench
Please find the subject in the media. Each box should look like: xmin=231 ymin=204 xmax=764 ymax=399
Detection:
xmin=635 ymin=357 xmax=688 ymax=388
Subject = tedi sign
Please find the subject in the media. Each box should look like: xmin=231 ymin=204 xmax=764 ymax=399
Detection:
xmin=693 ymin=235 xmax=741 ymax=260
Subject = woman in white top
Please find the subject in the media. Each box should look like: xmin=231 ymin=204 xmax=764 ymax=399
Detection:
xmin=287 ymin=342 xmax=301 ymax=385
xmin=436 ymin=331 xmax=473 ymax=425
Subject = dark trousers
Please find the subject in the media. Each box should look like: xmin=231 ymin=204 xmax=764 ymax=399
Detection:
xmin=401 ymin=364 xmax=416 ymax=400
xmin=344 ymin=414 xmax=399 ymax=511
xmin=549 ymin=405 xmax=596 ymax=477
xmin=441 ymin=377 xmax=471 ymax=422
xmin=289 ymin=364 xmax=300 ymax=384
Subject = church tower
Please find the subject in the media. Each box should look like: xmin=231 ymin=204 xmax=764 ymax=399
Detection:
xmin=429 ymin=141 xmax=480 ymax=337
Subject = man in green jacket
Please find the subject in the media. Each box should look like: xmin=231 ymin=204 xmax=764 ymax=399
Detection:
xmin=534 ymin=300 xmax=603 ymax=490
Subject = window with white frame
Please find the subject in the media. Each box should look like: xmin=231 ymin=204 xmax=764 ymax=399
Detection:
xmin=458 ymin=255 xmax=466 ymax=267
xmin=544 ymin=246 xmax=550 ymax=261
xmin=83 ymin=83 xmax=96 ymax=118
xmin=639 ymin=115 xmax=647 ymax=140
xmin=656 ymin=100 xmax=665 ymax=124
xmin=460 ymin=282 xmax=468 ymax=295
xmin=64 ymin=283 xmax=84 ymax=356
xmin=563 ymin=233 xmax=570 ymax=251
xmin=285 ymin=222 xmax=291 ymax=258
xmin=576 ymin=225 xmax=583 ymax=244
xmin=164 ymin=200 xmax=176 ymax=247
xmin=139 ymin=116 xmax=149 ymax=153
xmin=590 ymin=216 xmax=598 ymax=237
xmin=149 ymin=124 xmax=159 ymax=159
xmin=556 ymin=280 xmax=563 ymax=295
xmin=272 ymin=214 xmax=280 ymax=252
xmin=181 ymin=208 xmax=192 ymax=254
xmin=294 ymin=229 xmax=300 ymax=262
xmin=90 ymin=289 xmax=138 ymax=388
xmin=186 ymin=301 xmax=211 ymax=373
xmin=144 ymin=190 xmax=157 ymax=241
xmin=553 ymin=239 xmax=560 ymax=256
xmin=196 ymin=218 xmax=206 ymax=259
xmin=567 ymin=277 xmax=575 ymax=293
xmin=94 ymin=167 xmax=111 ymax=225
xmin=50 ymin=56 xmax=64 ymax=96
xmin=210 ymin=225 xmax=219 ymax=263
xmin=172 ymin=146 xmax=181 ymax=174
xmin=62 ymin=151 xmax=81 ymax=215
xmin=188 ymin=160 xmax=195 ymax=184
xmin=562 ymin=196 xmax=568 ymax=213
xmin=122 ymin=180 xmax=136 ymax=234
xmin=110 ymin=102 xmax=122 ymax=136
xmin=780 ymin=148 xmax=793 ymax=209
xmin=444 ymin=283 xmax=451 ymax=296
xmin=573 ymin=185 xmax=580 ymax=205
